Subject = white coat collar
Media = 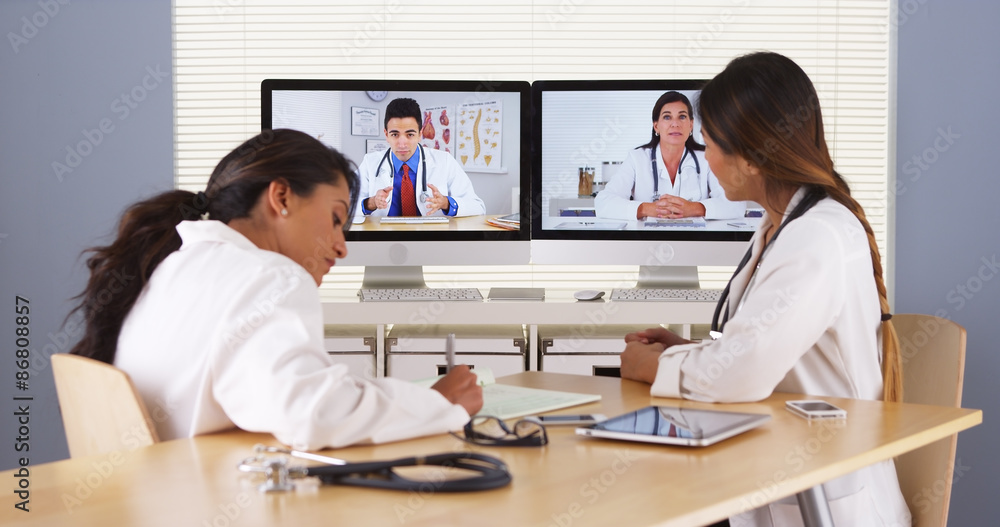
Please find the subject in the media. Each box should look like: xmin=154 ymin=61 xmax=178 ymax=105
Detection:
xmin=725 ymin=186 xmax=810 ymax=316
xmin=175 ymin=220 xmax=259 ymax=252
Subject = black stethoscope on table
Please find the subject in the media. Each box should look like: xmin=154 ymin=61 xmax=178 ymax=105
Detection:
xmin=649 ymin=146 xmax=701 ymax=202
xmin=374 ymin=144 xmax=430 ymax=203
xmin=238 ymin=444 xmax=511 ymax=493
xmin=709 ymin=188 xmax=825 ymax=338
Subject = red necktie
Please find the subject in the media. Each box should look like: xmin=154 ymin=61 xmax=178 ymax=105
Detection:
xmin=400 ymin=164 xmax=418 ymax=216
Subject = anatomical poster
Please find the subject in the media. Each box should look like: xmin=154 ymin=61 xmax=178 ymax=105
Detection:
xmin=419 ymin=105 xmax=454 ymax=158
xmin=456 ymin=100 xmax=503 ymax=173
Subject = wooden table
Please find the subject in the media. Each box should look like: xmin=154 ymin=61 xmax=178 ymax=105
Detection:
xmin=2 ymin=372 xmax=981 ymax=526
xmin=349 ymin=214 xmax=509 ymax=231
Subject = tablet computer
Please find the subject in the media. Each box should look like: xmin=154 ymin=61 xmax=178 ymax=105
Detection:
xmin=575 ymin=405 xmax=770 ymax=447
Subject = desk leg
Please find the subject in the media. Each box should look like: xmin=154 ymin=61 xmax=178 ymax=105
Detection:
xmin=527 ymin=324 xmax=538 ymax=371
xmin=796 ymin=485 xmax=834 ymax=527
xmin=376 ymin=324 xmax=386 ymax=378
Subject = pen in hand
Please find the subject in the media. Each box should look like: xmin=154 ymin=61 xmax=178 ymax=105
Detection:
xmin=446 ymin=333 xmax=456 ymax=373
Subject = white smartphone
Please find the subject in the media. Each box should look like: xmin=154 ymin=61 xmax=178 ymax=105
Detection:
xmin=785 ymin=400 xmax=847 ymax=420
xmin=523 ymin=414 xmax=607 ymax=426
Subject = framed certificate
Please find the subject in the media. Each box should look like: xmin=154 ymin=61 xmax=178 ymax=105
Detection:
xmin=366 ymin=139 xmax=389 ymax=154
xmin=351 ymin=107 xmax=380 ymax=136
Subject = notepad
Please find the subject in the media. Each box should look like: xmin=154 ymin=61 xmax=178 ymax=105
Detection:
xmin=486 ymin=214 xmax=520 ymax=231
xmin=413 ymin=368 xmax=601 ymax=420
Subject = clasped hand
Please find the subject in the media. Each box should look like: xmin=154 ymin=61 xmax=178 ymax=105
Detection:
xmin=643 ymin=195 xmax=706 ymax=219
xmin=619 ymin=327 xmax=693 ymax=384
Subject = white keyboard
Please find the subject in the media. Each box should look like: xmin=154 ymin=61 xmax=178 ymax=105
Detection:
xmin=379 ymin=216 xmax=449 ymax=224
xmin=358 ymin=288 xmax=484 ymax=302
xmin=610 ymin=288 xmax=723 ymax=302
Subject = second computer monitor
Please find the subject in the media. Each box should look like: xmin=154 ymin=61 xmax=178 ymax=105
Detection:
xmin=530 ymin=79 xmax=757 ymax=286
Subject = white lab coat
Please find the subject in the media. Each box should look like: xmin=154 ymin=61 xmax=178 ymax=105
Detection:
xmin=115 ymin=220 xmax=470 ymax=451
xmin=649 ymin=188 xmax=911 ymax=526
xmin=356 ymin=146 xmax=486 ymax=217
xmin=595 ymin=146 xmax=745 ymax=220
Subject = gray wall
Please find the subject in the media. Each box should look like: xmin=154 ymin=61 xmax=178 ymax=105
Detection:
xmin=895 ymin=1 xmax=999 ymax=524
xmin=0 ymin=0 xmax=173 ymax=469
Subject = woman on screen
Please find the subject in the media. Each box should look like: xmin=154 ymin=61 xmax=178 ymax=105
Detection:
xmin=594 ymin=90 xmax=745 ymax=220
xmin=67 ymin=129 xmax=482 ymax=450
xmin=619 ymin=53 xmax=909 ymax=526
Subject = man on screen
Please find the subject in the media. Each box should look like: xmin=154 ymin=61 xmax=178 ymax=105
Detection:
xmin=357 ymin=98 xmax=485 ymax=218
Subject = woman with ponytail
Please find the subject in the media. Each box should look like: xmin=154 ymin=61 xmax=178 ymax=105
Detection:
xmin=68 ymin=129 xmax=482 ymax=450
xmin=620 ymin=53 xmax=909 ymax=526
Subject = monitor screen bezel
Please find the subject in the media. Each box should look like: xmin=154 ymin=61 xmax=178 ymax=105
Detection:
xmin=261 ymin=78 xmax=531 ymax=244
xmin=529 ymin=79 xmax=753 ymax=244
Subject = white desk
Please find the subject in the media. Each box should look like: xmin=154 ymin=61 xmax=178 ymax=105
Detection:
xmin=321 ymin=290 xmax=717 ymax=375
xmin=350 ymin=214 xmax=510 ymax=231
xmin=540 ymin=215 xmax=763 ymax=232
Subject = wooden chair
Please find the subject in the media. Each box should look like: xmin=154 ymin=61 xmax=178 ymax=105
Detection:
xmin=892 ymin=314 xmax=967 ymax=527
xmin=51 ymin=353 xmax=160 ymax=458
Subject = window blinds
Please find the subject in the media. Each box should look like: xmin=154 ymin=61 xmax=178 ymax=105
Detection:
xmin=174 ymin=0 xmax=891 ymax=292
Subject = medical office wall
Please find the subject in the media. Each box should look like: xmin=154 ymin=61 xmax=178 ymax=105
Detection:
xmin=174 ymin=0 xmax=894 ymax=292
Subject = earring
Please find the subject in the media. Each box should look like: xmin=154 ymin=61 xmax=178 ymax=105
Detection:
xmin=281 ymin=209 xmax=288 ymax=217
xmin=655 ymin=132 xmax=660 ymax=137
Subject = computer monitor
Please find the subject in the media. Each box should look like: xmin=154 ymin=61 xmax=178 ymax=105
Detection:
xmin=262 ymin=79 xmax=531 ymax=288
xmin=530 ymin=80 xmax=759 ymax=288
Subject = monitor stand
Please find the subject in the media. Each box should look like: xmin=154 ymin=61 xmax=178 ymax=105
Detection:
xmin=634 ymin=265 xmax=700 ymax=289
xmin=360 ymin=266 xmax=428 ymax=289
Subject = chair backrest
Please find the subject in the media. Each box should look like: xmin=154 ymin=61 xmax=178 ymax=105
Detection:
xmin=892 ymin=314 xmax=967 ymax=527
xmin=51 ymin=353 xmax=160 ymax=458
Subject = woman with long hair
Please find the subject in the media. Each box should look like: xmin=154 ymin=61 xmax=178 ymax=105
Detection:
xmin=68 ymin=129 xmax=482 ymax=450
xmin=595 ymin=90 xmax=745 ymax=220
xmin=620 ymin=53 xmax=908 ymax=526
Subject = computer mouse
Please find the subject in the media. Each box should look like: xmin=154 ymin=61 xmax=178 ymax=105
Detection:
xmin=573 ymin=289 xmax=605 ymax=301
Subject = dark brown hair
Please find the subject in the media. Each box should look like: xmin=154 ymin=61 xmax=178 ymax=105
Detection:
xmin=67 ymin=129 xmax=358 ymax=364
xmin=384 ymin=97 xmax=422 ymax=129
xmin=698 ymin=52 xmax=902 ymax=402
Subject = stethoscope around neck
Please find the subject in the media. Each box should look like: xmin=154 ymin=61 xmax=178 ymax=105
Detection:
xmin=650 ymin=145 xmax=700 ymax=201
xmin=375 ymin=144 xmax=430 ymax=202
xmin=709 ymin=188 xmax=825 ymax=338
